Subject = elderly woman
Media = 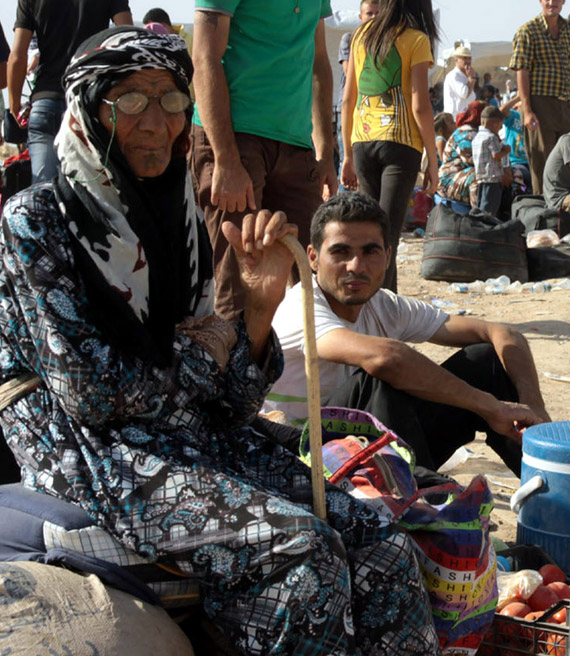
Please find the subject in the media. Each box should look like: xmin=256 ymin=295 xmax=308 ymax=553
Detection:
xmin=0 ymin=27 xmax=440 ymax=656
xmin=437 ymin=100 xmax=486 ymax=207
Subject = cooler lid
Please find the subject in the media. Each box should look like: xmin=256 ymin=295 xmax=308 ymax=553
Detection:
xmin=523 ymin=421 xmax=570 ymax=464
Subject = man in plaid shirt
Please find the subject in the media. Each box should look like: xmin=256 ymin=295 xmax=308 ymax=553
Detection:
xmin=510 ymin=0 xmax=570 ymax=194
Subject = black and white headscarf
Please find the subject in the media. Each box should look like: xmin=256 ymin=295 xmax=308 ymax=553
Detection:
xmin=53 ymin=27 xmax=214 ymax=365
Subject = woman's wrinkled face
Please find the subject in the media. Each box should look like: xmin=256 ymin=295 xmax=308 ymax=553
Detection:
xmin=98 ymin=69 xmax=186 ymax=178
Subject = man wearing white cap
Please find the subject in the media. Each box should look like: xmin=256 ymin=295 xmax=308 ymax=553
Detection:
xmin=444 ymin=45 xmax=478 ymax=118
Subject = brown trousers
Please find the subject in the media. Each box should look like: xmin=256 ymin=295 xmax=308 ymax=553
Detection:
xmin=190 ymin=125 xmax=322 ymax=321
xmin=523 ymin=95 xmax=570 ymax=195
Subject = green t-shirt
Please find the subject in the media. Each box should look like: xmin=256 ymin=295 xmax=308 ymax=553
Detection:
xmin=193 ymin=0 xmax=332 ymax=149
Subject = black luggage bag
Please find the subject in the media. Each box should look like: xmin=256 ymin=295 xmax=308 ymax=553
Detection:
xmin=511 ymin=194 xmax=570 ymax=238
xmin=421 ymin=202 xmax=528 ymax=283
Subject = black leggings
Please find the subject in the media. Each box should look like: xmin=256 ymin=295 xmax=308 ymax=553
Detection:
xmin=327 ymin=343 xmax=522 ymax=477
xmin=353 ymin=140 xmax=422 ymax=292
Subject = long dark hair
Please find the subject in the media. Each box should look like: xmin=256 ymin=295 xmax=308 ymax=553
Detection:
xmin=358 ymin=0 xmax=439 ymax=66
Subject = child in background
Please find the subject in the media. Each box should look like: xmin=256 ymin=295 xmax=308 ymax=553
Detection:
xmin=472 ymin=105 xmax=511 ymax=216
xmin=500 ymin=95 xmax=532 ymax=193
xmin=434 ymin=112 xmax=456 ymax=165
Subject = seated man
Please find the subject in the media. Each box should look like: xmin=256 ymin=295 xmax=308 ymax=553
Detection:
xmin=265 ymin=192 xmax=550 ymax=476
xmin=543 ymin=133 xmax=570 ymax=212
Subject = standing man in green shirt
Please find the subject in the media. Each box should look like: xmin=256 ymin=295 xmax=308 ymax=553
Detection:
xmin=510 ymin=0 xmax=570 ymax=194
xmin=191 ymin=0 xmax=337 ymax=321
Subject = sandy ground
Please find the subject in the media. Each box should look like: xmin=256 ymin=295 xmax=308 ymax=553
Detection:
xmin=396 ymin=234 xmax=570 ymax=545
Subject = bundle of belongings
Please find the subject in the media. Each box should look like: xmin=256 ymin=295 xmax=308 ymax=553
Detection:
xmin=300 ymin=407 xmax=498 ymax=655
xmin=421 ymin=196 xmax=570 ymax=282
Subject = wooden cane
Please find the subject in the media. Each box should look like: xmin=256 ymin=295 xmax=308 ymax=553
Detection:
xmin=279 ymin=234 xmax=327 ymax=520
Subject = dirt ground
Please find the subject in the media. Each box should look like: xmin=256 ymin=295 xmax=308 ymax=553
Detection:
xmin=396 ymin=234 xmax=570 ymax=546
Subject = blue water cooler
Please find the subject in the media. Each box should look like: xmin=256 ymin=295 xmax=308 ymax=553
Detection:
xmin=511 ymin=421 xmax=570 ymax=575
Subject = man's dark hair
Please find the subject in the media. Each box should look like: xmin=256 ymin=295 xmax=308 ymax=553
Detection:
xmin=310 ymin=192 xmax=390 ymax=251
xmin=142 ymin=8 xmax=172 ymax=25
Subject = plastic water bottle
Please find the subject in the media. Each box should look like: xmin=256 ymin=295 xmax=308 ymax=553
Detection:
xmin=483 ymin=276 xmax=511 ymax=294
xmin=448 ymin=280 xmax=486 ymax=293
xmin=486 ymin=275 xmax=511 ymax=287
xmin=552 ymin=278 xmax=570 ymax=290
xmin=521 ymin=282 xmax=552 ymax=293
xmin=506 ymin=281 xmax=523 ymax=294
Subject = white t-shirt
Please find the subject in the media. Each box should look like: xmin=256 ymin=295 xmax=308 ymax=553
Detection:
xmin=265 ymin=278 xmax=448 ymax=424
xmin=443 ymin=66 xmax=476 ymax=118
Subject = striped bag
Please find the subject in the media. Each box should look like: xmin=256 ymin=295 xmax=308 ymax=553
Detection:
xmin=300 ymin=407 xmax=498 ymax=656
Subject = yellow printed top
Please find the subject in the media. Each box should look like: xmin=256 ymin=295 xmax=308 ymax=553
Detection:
xmin=351 ymin=26 xmax=433 ymax=153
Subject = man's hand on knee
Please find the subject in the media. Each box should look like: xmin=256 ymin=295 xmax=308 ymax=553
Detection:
xmin=480 ymin=398 xmax=548 ymax=443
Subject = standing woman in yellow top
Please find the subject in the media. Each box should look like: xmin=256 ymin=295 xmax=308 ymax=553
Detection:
xmin=341 ymin=0 xmax=439 ymax=291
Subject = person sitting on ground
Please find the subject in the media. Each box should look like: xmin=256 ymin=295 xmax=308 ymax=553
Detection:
xmin=472 ymin=105 xmax=511 ymax=216
xmin=437 ymin=99 xmax=486 ymax=207
xmin=543 ymin=132 xmax=570 ymax=212
xmin=433 ymin=111 xmax=455 ymax=165
xmin=500 ymin=94 xmax=532 ymax=194
xmin=0 ymin=27 xmax=441 ymax=656
xmin=264 ymin=192 xmax=550 ymax=476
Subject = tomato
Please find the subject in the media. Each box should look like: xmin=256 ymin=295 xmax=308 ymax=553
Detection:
xmin=548 ymin=581 xmax=570 ymax=600
xmin=500 ymin=601 xmax=533 ymax=617
xmin=552 ymin=607 xmax=567 ymax=624
xmin=528 ymin=586 xmax=560 ymax=612
xmin=540 ymin=565 xmax=567 ymax=586
xmin=544 ymin=631 xmax=566 ymax=655
xmin=525 ymin=610 xmax=546 ymax=621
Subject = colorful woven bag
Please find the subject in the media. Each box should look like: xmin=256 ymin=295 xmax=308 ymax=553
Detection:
xmin=300 ymin=406 xmax=498 ymax=656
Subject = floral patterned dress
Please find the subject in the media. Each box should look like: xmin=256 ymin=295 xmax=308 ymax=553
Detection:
xmin=437 ymin=126 xmax=479 ymax=206
xmin=0 ymin=185 xmax=440 ymax=656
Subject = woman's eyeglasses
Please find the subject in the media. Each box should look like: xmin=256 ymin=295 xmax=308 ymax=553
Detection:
xmin=102 ymin=90 xmax=191 ymax=115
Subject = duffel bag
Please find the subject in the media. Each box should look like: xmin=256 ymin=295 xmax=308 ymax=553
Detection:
xmin=511 ymin=194 xmax=570 ymax=237
xmin=527 ymin=242 xmax=570 ymax=281
xmin=421 ymin=202 xmax=528 ymax=282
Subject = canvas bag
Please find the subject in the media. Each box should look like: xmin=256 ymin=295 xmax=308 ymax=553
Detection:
xmin=421 ymin=201 xmax=528 ymax=283
xmin=300 ymin=407 xmax=498 ymax=656
xmin=511 ymin=194 xmax=570 ymax=238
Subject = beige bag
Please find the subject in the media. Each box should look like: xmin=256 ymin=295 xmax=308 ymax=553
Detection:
xmin=0 ymin=561 xmax=194 ymax=655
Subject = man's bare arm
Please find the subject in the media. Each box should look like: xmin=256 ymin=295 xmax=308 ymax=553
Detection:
xmin=192 ymin=10 xmax=255 ymax=213
xmin=431 ymin=316 xmax=549 ymax=421
xmin=317 ymin=323 xmax=546 ymax=442
xmin=500 ymin=94 xmax=521 ymax=117
xmin=517 ymin=69 xmax=538 ymax=131
xmin=7 ymin=28 xmax=32 ymax=119
xmin=312 ymin=19 xmax=338 ymax=200
xmin=112 ymin=11 xmax=134 ymax=25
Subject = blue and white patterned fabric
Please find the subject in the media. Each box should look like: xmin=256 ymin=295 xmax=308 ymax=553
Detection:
xmin=0 ymin=26 xmax=441 ymax=656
